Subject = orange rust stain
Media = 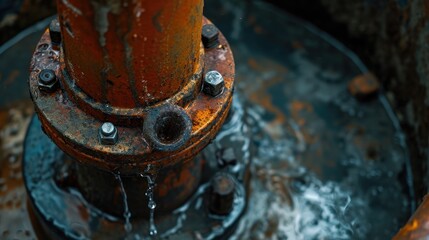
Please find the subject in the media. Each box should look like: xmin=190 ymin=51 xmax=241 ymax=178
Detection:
xmin=4 ymin=70 xmax=20 ymax=86
xmin=248 ymin=76 xmax=282 ymax=118
xmin=292 ymin=41 xmax=304 ymax=49
xmin=247 ymin=58 xmax=259 ymax=71
xmin=394 ymin=194 xmax=429 ymax=239
xmin=254 ymin=25 xmax=264 ymax=34
xmin=404 ymin=219 xmax=419 ymax=232
xmin=58 ymin=0 xmax=203 ymax=108
xmin=0 ymin=110 xmax=8 ymax=127
xmin=112 ymin=186 xmax=122 ymax=207
xmin=270 ymin=178 xmax=293 ymax=205
xmin=348 ymin=73 xmax=380 ymax=98
xmin=157 ymin=159 xmax=197 ymax=199
xmin=290 ymin=100 xmax=313 ymax=113
xmin=191 ymin=109 xmax=213 ymax=131
xmin=246 ymin=58 xmax=289 ymax=139
xmin=76 ymin=202 xmax=90 ymax=221
xmin=289 ymin=100 xmax=313 ymax=127
xmin=289 ymin=100 xmax=319 ymax=145
xmin=254 ymin=56 xmax=287 ymax=74
xmin=302 ymin=131 xmax=317 ymax=145
xmin=247 ymin=15 xmax=256 ymax=25
xmin=264 ymin=217 xmax=280 ymax=238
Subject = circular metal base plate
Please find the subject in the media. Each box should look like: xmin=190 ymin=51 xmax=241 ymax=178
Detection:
xmin=23 ymin=110 xmax=249 ymax=239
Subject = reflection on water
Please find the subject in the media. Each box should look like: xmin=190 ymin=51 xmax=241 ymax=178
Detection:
xmin=215 ymin=87 xmax=410 ymax=239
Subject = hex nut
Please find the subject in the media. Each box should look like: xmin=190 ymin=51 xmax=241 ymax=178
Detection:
xmin=49 ymin=19 xmax=61 ymax=45
xmin=203 ymin=70 xmax=224 ymax=97
xmin=38 ymin=69 xmax=59 ymax=93
xmin=202 ymin=24 xmax=219 ymax=49
xmin=99 ymin=122 xmax=118 ymax=145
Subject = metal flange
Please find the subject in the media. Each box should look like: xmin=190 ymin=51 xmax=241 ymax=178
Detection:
xmin=29 ymin=18 xmax=234 ymax=175
xmin=28 ymin=16 xmax=235 ymax=218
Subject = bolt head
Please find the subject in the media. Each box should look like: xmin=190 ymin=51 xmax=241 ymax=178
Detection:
xmin=49 ymin=19 xmax=61 ymax=45
xmin=202 ymin=24 xmax=219 ymax=49
xmin=38 ymin=69 xmax=58 ymax=92
xmin=203 ymin=70 xmax=224 ymax=96
xmin=99 ymin=122 xmax=118 ymax=145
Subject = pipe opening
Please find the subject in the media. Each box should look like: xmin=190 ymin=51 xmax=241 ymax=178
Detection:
xmin=154 ymin=111 xmax=187 ymax=144
xmin=144 ymin=104 xmax=192 ymax=152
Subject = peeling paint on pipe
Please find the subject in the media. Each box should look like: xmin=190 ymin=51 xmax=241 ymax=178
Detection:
xmin=56 ymin=0 xmax=204 ymax=109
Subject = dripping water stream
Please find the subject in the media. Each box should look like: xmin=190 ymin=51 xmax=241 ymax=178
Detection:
xmin=114 ymin=173 xmax=132 ymax=233
xmin=115 ymin=165 xmax=159 ymax=239
xmin=140 ymin=165 xmax=158 ymax=237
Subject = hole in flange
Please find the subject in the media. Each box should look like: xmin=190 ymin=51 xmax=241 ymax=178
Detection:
xmin=154 ymin=111 xmax=186 ymax=144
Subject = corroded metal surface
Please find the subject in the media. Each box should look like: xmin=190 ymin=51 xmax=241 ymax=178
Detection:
xmin=28 ymin=20 xmax=234 ymax=174
xmin=395 ymin=194 xmax=429 ymax=239
xmin=23 ymin=115 xmax=249 ymax=239
xmin=74 ymin=155 xmax=203 ymax=217
xmin=57 ymin=0 xmax=204 ymax=109
xmin=0 ymin=1 xmax=420 ymax=239
xmin=28 ymin=24 xmax=234 ymax=227
xmin=27 ymin=0 xmax=236 ymax=230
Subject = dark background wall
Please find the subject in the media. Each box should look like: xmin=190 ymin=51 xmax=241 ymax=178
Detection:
xmin=0 ymin=0 xmax=428 ymax=201
xmin=327 ymin=0 xmax=429 ymax=202
xmin=0 ymin=0 xmax=55 ymax=44
xmin=271 ymin=0 xmax=429 ymax=202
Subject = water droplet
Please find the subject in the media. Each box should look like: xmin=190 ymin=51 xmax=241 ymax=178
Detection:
xmin=149 ymin=227 xmax=157 ymax=236
xmin=148 ymin=200 xmax=156 ymax=210
xmin=115 ymin=173 xmax=133 ymax=234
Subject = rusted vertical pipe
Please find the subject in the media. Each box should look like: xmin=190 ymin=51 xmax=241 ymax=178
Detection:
xmin=27 ymin=0 xmax=236 ymax=231
xmin=56 ymin=0 xmax=203 ymax=109
xmin=394 ymin=195 xmax=429 ymax=239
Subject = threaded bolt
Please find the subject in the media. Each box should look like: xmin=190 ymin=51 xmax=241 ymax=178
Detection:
xmin=209 ymin=172 xmax=235 ymax=215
